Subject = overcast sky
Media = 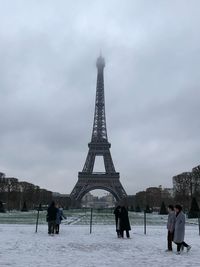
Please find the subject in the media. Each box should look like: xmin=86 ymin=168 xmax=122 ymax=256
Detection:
xmin=0 ymin=0 xmax=200 ymax=196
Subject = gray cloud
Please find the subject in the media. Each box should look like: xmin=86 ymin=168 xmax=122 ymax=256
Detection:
xmin=0 ymin=0 xmax=200 ymax=195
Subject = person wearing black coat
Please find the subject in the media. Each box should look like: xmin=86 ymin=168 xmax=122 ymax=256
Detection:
xmin=114 ymin=205 xmax=121 ymax=238
xmin=119 ymin=206 xmax=131 ymax=238
xmin=47 ymin=201 xmax=58 ymax=235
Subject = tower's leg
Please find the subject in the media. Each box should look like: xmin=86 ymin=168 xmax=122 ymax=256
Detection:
xmin=82 ymin=152 xmax=95 ymax=173
xmin=103 ymin=151 xmax=116 ymax=173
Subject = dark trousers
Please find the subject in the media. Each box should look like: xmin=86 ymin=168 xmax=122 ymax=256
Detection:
xmin=116 ymin=230 xmax=121 ymax=237
xmin=48 ymin=220 xmax=55 ymax=234
xmin=167 ymin=231 xmax=174 ymax=250
xmin=176 ymin=242 xmax=189 ymax=252
xmin=120 ymin=230 xmax=130 ymax=238
xmin=55 ymin=224 xmax=60 ymax=234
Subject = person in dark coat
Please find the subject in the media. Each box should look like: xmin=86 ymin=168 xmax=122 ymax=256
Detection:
xmin=173 ymin=204 xmax=191 ymax=254
xmin=55 ymin=204 xmax=66 ymax=234
xmin=47 ymin=201 xmax=58 ymax=235
xmin=119 ymin=206 xmax=131 ymax=238
xmin=166 ymin=205 xmax=176 ymax=251
xmin=114 ymin=205 xmax=121 ymax=238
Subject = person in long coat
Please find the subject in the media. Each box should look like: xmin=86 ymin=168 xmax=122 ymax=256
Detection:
xmin=173 ymin=204 xmax=191 ymax=254
xmin=114 ymin=205 xmax=121 ymax=238
xmin=55 ymin=205 xmax=66 ymax=234
xmin=119 ymin=206 xmax=131 ymax=238
xmin=47 ymin=201 xmax=58 ymax=235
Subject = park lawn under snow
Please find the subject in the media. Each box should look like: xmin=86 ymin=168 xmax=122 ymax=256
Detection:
xmin=0 ymin=224 xmax=199 ymax=267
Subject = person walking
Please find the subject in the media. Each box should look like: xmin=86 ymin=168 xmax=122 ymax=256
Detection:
xmin=119 ymin=206 xmax=131 ymax=238
xmin=46 ymin=201 xmax=57 ymax=235
xmin=173 ymin=204 xmax=191 ymax=254
xmin=55 ymin=204 xmax=66 ymax=234
xmin=166 ymin=205 xmax=176 ymax=252
xmin=114 ymin=205 xmax=121 ymax=238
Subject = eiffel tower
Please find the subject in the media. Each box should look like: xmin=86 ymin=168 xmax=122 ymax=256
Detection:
xmin=70 ymin=55 xmax=127 ymax=202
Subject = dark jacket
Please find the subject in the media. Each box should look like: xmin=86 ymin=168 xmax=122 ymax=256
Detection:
xmin=47 ymin=204 xmax=58 ymax=222
xmin=119 ymin=206 xmax=131 ymax=231
xmin=56 ymin=208 xmax=66 ymax=225
xmin=114 ymin=206 xmax=121 ymax=230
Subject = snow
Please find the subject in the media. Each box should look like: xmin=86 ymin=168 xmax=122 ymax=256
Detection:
xmin=0 ymin=224 xmax=199 ymax=267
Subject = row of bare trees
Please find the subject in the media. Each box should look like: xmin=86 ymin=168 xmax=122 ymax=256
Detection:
xmin=0 ymin=172 xmax=53 ymax=210
xmin=173 ymin=165 xmax=200 ymax=210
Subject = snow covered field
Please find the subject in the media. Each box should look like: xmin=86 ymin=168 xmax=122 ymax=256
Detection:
xmin=0 ymin=224 xmax=199 ymax=267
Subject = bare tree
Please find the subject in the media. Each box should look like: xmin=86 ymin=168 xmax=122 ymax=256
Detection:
xmin=192 ymin=165 xmax=200 ymax=201
xmin=135 ymin=191 xmax=146 ymax=211
xmin=173 ymin=172 xmax=192 ymax=210
xmin=146 ymin=187 xmax=162 ymax=209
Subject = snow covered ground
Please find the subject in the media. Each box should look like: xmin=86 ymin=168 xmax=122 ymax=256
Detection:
xmin=0 ymin=224 xmax=199 ymax=267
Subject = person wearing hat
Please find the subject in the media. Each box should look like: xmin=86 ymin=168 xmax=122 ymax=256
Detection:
xmin=173 ymin=204 xmax=191 ymax=254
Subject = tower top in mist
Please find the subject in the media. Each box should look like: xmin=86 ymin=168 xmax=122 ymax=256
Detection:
xmin=96 ymin=55 xmax=105 ymax=69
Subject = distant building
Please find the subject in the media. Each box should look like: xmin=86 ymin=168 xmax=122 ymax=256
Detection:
xmin=81 ymin=192 xmax=115 ymax=208
xmin=135 ymin=185 xmax=174 ymax=211
xmin=82 ymin=192 xmax=94 ymax=207
xmin=102 ymin=193 xmax=116 ymax=207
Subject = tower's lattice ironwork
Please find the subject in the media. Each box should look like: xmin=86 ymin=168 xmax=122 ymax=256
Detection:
xmin=70 ymin=56 xmax=127 ymax=202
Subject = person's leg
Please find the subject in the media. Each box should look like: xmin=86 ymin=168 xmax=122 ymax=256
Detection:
xmin=120 ymin=230 xmax=124 ymax=238
xmin=126 ymin=230 xmax=130 ymax=238
xmin=167 ymin=231 xmax=173 ymax=251
xmin=182 ymin=241 xmax=188 ymax=247
xmin=177 ymin=243 xmax=182 ymax=252
xmin=117 ymin=230 xmax=121 ymax=238
xmin=48 ymin=222 xmax=51 ymax=234
xmin=51 ymin=221 xmax=54 ymax=234
xmin=55 ymin=224 xmax=58 ymax=234
xmin=182 ymin=241 xmax=191 ymax=251
xmin=49 ymin=221 xmax=53 ymax=234
xmin=52 ymin=221 xmax=56 ymax=234
xmin=57 ymin=224 xmax=60 ymax=234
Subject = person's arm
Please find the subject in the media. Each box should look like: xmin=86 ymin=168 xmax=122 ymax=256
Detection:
xmin=61 ymin=210 xmax=66 ymax=219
